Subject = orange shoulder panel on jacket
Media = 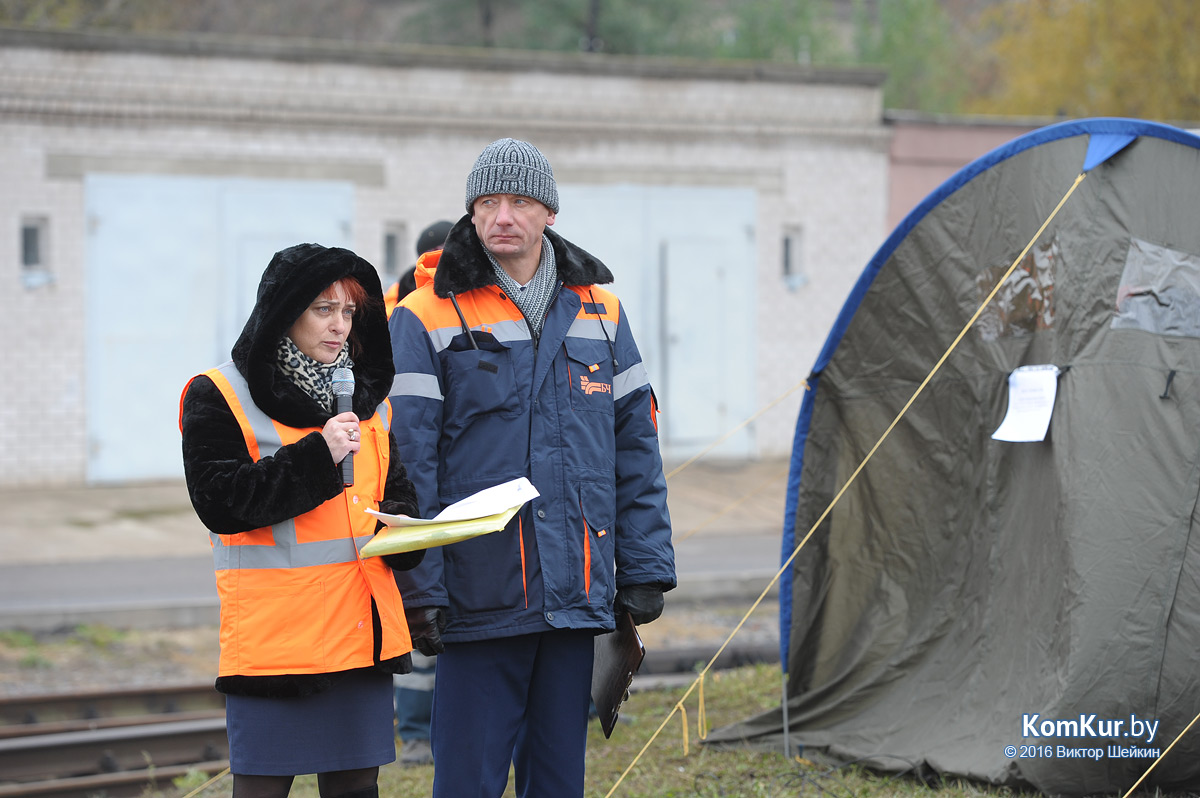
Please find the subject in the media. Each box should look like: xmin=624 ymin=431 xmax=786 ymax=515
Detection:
xmin=572 ymin=285 xmax=621 ymax=323
xmin=403 ymin=282 xmax=526 ymax=331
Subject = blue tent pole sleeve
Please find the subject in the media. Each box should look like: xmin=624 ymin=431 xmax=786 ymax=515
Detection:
xmin=1083 ymin=133 xmax=1137 ymax=171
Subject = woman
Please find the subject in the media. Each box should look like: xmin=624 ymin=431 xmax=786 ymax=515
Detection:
xmin=180 ymin=243 xmax=421 ymax=798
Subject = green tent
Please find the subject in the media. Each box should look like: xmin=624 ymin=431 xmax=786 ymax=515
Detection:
xmin=709 ymin=118 xmax=1200 ymax=795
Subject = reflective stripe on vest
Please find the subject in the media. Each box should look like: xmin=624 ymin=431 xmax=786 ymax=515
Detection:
xmin=566 ymin=315 xmax=618 ymax=342
xmin=205 ymin=361 xmax=390 ymax=571
xmin=189 ymin=362 xmax=410 ymax=676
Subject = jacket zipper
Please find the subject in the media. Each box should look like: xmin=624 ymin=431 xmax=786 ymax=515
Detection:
xmin=513 ymin=281 xmax=563 ymax=353
xmin=509 ymin=282 xmax=564 ymax=618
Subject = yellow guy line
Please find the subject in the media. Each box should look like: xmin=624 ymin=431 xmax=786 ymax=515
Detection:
xmin=665 ymin=381 xmax=808 ymax=483
xmin=663 ymin=380 xmax=804 ymax=546
xmin=180 ymin=767 xmax=230 ymax=797
xmin=604 ymin=171 xmax=1088 ymax=798
xmin=604 ymin=555 xmax=788 ymax=798
xmin=1120 ymin=709 xmax=1200 ymax=797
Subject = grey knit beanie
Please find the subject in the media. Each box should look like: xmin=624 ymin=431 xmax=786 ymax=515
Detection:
xmin=465 ymin=138 xmax=560 ymax=213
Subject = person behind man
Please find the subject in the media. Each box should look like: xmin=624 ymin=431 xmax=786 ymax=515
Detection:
xmin=384 ymin=220 xmax=453 ymax=318
xmin=388 ymin=138 xmax=676 ymax=797
xmin=180 ymin=243 xmax=425 ymax=798
xmin=389 ymin=219 xmax=453 ymax=768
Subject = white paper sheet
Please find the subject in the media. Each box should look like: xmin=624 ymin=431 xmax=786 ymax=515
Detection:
xmin=367 ymin=477 xmax=540 ymax=528
xmin=991 ymin=365 xmax=1061 ymax=442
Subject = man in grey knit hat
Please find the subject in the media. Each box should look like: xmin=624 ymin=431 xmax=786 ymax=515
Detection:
xmin=388 ymin=138 xmax=675 ymax=797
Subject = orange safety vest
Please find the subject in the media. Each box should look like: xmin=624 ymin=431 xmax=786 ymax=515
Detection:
xmin=188 ymin=362 xmax=411 ymax=677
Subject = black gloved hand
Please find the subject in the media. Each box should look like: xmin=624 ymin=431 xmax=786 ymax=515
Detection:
xmin=614 ymin=583 xmax=665 ymax=625
xmin=406 ymin=605 xmax=446 ymax=656
xmin=381 ymin=548 xmax=426 ymax=572
xmin=374 ymin=518 xmax=427 ymax=571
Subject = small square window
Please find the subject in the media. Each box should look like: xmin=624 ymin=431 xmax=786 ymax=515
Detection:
xmin=21 ymin=216 xmax=54 ymax=288
xmin=383 ymin=223 xmax=408 ymax=278
xmin=22 ymin=218 xmax=46 ymax=268
xmin=782 ymin=225 xmax=807 ymax=290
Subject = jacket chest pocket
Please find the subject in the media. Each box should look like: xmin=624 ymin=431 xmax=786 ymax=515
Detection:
xmin=441 ymin=331 xmax=521 ymax=420
xmin=564 ymin=338 xmax=615 ymax=415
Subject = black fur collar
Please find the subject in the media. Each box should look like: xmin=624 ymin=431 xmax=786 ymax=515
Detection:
xmin=433 ymin=214 xmax=614 ymax=298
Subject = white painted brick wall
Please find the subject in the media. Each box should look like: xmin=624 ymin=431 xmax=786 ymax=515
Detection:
xmin=0 ymin=30 xmax=888 ymax=485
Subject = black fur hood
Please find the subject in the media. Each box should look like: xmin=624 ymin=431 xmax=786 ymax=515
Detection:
xmin=230 ymin=243 xmax=393 ymax=428
xmin=432 ymin=214 xmax=614 ymax=297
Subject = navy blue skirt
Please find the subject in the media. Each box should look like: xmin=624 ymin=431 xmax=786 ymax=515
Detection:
xmin=226 ymin=668 xmax=396 ymax=776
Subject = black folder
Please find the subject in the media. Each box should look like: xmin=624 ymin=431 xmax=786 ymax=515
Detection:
xmin=591 ymin=611 xmax=646 ymax=738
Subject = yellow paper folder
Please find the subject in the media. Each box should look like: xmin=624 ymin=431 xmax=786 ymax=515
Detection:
xmin=360 ymin=506 xmax=521 ymax=557
xmin=360 ymin=477 xmax=538 ymax=557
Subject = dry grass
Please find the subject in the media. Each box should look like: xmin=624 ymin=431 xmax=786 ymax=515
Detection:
xmin=3 ymin=625 xmax=1037 ymax=798
xmin=235 ymin=664 xmax=1033 ymax=798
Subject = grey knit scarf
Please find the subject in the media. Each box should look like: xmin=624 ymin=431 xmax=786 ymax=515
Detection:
xmin=487 ymin=235 xmax=558 ymax=335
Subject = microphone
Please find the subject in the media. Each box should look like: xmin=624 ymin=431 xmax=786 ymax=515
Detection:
xmin=331 ymin=367 xmax=355 ymax=487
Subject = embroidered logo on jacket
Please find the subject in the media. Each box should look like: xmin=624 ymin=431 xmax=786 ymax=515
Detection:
xmin=579 ymin=375 xmax=612 ymax=396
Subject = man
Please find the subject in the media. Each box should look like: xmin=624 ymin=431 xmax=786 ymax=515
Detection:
xmin=388 ymin=138 xmax=675 ymax=798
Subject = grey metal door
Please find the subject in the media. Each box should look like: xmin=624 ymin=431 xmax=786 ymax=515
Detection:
xmin=554 ymin=184 xmax=756 ymax=459
xmin=85 ymin=174 xmax=353 ymax=483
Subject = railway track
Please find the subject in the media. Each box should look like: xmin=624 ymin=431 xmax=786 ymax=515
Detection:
xmin=0 ymin=683 xmax=228 ymax=798
xmin=0 ymin=644 xmax=778 ymax=797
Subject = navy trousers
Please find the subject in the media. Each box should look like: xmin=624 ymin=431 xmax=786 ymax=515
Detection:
xmin=431 ymin=629 xmax=595 ymax=798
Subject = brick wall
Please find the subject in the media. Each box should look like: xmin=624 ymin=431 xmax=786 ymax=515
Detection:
xmin=0 ymin=27 xmax=889 ymax=485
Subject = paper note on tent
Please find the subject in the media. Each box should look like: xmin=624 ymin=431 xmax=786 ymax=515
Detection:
xmin=991 ymin=365 xmax=1060 ymax=442
xmin=361 ymin=477 xmax=539 ymax=557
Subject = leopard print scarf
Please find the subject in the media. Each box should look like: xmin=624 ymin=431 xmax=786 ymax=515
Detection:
xmin=275 ymin=336 xmax=353 ymax=413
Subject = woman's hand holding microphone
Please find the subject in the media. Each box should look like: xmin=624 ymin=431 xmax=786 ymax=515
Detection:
xmin=322 ymin=411 xmax=361 ymax=464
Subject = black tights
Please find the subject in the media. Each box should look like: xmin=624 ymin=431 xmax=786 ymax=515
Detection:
xmin=232 ymin=767 xmax=379 ymax=798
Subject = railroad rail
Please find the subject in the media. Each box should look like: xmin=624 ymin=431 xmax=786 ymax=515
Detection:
xmin=0 ymin=645 xmax=778 ymax=797
xmin=0 ymin=683 xmax=228 ymax=798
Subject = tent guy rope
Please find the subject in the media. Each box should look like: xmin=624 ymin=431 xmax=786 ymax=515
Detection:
xmin=664 ymin=379 xmax=807 ymax=483
xmin=1119 ymin=708 xmax=1200 ymax=798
